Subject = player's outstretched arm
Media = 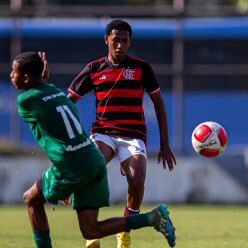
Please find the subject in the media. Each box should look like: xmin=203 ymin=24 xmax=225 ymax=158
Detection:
xmin=38 ymin=51 xmax=49 ymax=82
xmin=150 ymin=92 xmax=176 ymax=171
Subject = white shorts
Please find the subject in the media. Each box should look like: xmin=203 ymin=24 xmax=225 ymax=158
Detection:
xmin=90 ymin=133 xmax=147 ymax=163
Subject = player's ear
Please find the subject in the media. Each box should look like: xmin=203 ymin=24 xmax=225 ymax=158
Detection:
xmin=104 ymin=35 xmax=108 ymax=45
xmin=24 ymin=74 xmax=29 ymax=83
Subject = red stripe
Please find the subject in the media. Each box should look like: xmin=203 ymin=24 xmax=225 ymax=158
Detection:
xmin=127 ymin=54 xmax=145 ymax=63
xmin=87 ymin=57 xmax=105 ymax=66
xmin=149 ymin=87 xmax=160 ymax=95
xmin=96 ymin=89 xmax=143 ymax=100
xmin=97 ymin=106 xmax=143 ymax=113
xmin=67 ymin=89 xmax=82 ymax=99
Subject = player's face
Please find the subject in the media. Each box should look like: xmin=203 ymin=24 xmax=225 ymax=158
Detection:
xmin=10 ymin=61 xmax=26 ymax=89
xmin=105 ymin=29 xmax=131 ymax=64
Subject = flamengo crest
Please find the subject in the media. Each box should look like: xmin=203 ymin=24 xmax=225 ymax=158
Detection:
xmin=123 ymin=69 xmax=135 ymax=80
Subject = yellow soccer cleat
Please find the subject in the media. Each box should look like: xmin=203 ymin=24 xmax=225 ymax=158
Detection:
xmin=116 ymin=232 xmax=131 ymax=248
xmin=86 ymin=239 xmax=101 ymax=248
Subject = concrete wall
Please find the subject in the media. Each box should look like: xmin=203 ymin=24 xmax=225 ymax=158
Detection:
xmin=1 ymin=154 xmax=247 ymax=204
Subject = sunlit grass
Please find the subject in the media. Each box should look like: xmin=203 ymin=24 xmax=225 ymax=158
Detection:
xmin=0 ymin=204 xmax=247 ymax=248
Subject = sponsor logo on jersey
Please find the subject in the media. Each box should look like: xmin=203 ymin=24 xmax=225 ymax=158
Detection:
xmin=67 ymin=138 xmax=91 ymax=151
xmin=42 ymin=92 xmax=65 ymax=102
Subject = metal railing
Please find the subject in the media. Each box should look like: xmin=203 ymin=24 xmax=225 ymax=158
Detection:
xmin=1 ymin=3 xmax=247 ymax=18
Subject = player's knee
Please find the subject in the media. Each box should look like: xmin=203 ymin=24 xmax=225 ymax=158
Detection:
xmin=23 ymin=189 xmax=32 ymax=206
xmin=23 ymin=188 xmax=41 ymax=207
xmin=81 ymin=229 xmax=99 ymax=240
xmin=81 ymin=232 xmax=92 ymax=240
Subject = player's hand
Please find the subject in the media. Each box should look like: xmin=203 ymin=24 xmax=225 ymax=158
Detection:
xmin=38 ymin=51 xmax=49 ymax=82
xmin=62 ymin=195 xmax=72 ymax=205
xmin=157 ymin=146 xmax=176 ymax=171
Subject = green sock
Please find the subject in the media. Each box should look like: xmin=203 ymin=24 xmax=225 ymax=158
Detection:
xmin=124 ymin=213 xmax=151 ymax=232
xmin=33 ymin=230 xmax=52 ymax=248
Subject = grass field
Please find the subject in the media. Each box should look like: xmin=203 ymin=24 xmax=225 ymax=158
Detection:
xmin=0 ymin=204 xmax=247 ymax=248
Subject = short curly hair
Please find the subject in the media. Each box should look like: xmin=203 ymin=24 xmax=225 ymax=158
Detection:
xmin=106 ymin=19 xmax=132 ymax=37
xmin=14 ymin=52 xmax=43 ymax=77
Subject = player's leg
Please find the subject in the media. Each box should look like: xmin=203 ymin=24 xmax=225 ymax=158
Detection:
xmin=73 ymin=147 xmax=176 ymax=247
xmin=86 ymin=134 xmax=117 ymax=247
xmin=77 ymin=208 xmax=126 ymax=239
xmin=23 ymin=178 xmax=52 ymax=248
xmin=122 ymin=154 xmax=146 ymax=210
xmin=117 ymin=154 xmax=146 ymax=248
xmin=94 ymin=140 xmax=115 ymax=164
xmin=118 ymin=138 xmax=147 ymax=212
xmin=76 ymin=205 xmax=176 ymax=247
xmin=90 ymin=133 xmax=117 ymax=164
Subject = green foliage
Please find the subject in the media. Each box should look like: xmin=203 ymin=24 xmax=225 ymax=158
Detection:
xmin=0 ymin=204 xmax=248 ymax=248
xmin=236 ymin=0 xmax=248 ymax=11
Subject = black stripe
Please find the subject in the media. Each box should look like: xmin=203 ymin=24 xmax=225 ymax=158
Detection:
xmin=97 ymin=112 xmax=144 ymax=121
xmin=95 ymin=80 xmax=142 ymax=91
xmin=92 ymin=122 xmax=146 ymax=135
xmin=91 ymin=127 xmax=147 ymax=143
xmin=97 ymin=97 xmax=142 ymax=106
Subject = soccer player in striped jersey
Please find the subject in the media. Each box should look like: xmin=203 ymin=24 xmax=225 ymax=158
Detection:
xmin=67 ymin=20 xmax=177 ymax=248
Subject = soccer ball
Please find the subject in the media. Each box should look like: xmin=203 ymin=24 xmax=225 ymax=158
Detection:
xmin=191 ymin=121 xmax=228 ymax=157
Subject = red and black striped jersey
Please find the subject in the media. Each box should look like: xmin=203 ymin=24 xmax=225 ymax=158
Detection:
xmin=68 ymin=54 xmax=160 ymax=144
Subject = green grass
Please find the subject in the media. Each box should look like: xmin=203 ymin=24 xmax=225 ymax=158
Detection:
xmin=0 ymin=204 xmax=248 ymax=248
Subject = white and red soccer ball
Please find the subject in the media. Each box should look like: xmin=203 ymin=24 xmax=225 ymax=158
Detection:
xmin=191 ymin=121 xmax=228 ymax=158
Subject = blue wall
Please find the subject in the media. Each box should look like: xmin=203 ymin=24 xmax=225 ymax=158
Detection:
xmin=1 ymin=82 xmax=247 ymax=154
xmin=2 ymin=17 xmax=248 ymax=154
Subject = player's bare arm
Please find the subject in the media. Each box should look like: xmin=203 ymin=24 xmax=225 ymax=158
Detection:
xmin=150 ymin=92 xmax=176 ymax=171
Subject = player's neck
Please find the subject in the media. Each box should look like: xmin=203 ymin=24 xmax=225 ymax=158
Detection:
xmin=112 ymin=63 xmax=119 ymax=68
xmin=107 ymin=54 xmax=126 ymax=66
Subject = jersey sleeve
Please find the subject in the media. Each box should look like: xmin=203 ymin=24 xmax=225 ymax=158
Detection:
xmin=67 ymin=65 xmax=93 ymax=98
xmin=17 ymin=94 xmax=38 ymax=123
xmin=142 ymin=62 xmax=160 ymax=95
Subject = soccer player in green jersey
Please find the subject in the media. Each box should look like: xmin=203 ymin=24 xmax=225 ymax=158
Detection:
xmin=10 ymin=51 xmax=176 ymax=248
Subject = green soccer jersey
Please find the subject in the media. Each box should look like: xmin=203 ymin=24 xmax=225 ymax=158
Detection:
xmin=17 ymin=82 xmax=104 ymax=178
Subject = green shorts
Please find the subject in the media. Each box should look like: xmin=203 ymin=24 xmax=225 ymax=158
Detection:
xmin=41 ymin=161 xmax=110 ymax=210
